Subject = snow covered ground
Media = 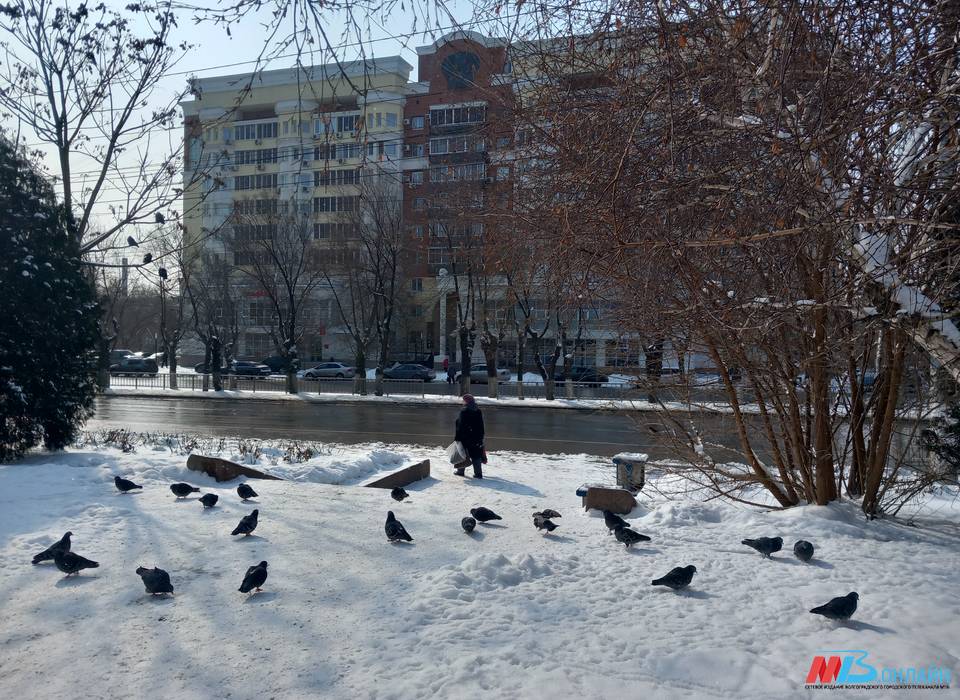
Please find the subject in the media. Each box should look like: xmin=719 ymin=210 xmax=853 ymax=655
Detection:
xmin=1 ymin=438 xmax=957 ymax=698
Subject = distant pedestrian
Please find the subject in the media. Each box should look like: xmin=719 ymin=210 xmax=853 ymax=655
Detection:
xmin=454 ymin=394 xmax=485 ymax=478
xmin=446 ymin=358 xmax=455 ymax=384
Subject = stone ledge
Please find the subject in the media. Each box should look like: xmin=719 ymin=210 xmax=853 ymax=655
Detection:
xmin=364 ymin=459 xmax=431 ymax=489
xmin=186 ymin=454 xmax=284 ymax=483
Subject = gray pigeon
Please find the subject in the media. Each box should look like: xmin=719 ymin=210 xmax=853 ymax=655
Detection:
xmin=239 ymin=561 xmax=268 ymax=593
xmin=810 ymin=592 xmax=858 ymax=621
xmin=742 ymin=536 xmax=783 ymax=558
xmin=231 ymin=509 xmax=259 ymax=536
xmin=533 ymin=514 xmax=558 ymax=533
xmin=32 ymin=531 xmax=72 ymax=564
xmin=793 ymin=540 xmax=815 ymax=562
xmin=200 ymin=493 xmax=219 ymax=508
xmin=603 ymin=510 xmax=628 ymax=534
xmin=170 ymin=483 xmax=200 ymax=498
xmin=391 ymin=487 xmax=409 ymax=502
xmin=136 ymin=566 xmax=174 ymax=595
xmin=614 ymin=524 xmax=651 ymax=548
xmin=114 ymin=476 xmax=142 ymax=493
xmin=536 ymin=509 xmax=562 ymax=519
xmin=385 ymin=511 xmax=413 ymax=542
xmin=470 ymin=507 xmax=502 ymax=522
xmin=652 ymin=565 xmax=697 ymax=590
xmin=237 ymin=483 xmax=258 ymax=501
xmin=54 ymin=550 xmax=99 ymax=577
xmin=461 ymin=516 xmax=477 ymax=533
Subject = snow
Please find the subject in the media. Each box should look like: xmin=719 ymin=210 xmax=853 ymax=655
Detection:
xmin=1 ymin=438 xmax=958 ymax=698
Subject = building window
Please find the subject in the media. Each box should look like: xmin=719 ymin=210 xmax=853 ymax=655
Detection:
xmin=413 ymin=225 xmax=424 ymax=239
xmin=430 ymin=135 xmax=485 ymax=155
xmin=385 ymin=113 xmax=398 ymax=128
xmin=234 ymin=122 xmax=278 ymax=140
xmin=244 ymin=332 xmax=274 ymax=357
xmin=411 ymin=116 xmax=424 ymax=129
xmin=315 ymin=168 xmax=359 ymax=187
xmin=429 ymin=105 xmax=486 ymax=126
xmin=411 ymin=278 xmax=423 ymax=292
xmin=234 ymin=173 xmax=278 ymax=191
xmin=366 ymin=113 xmax=373 ymax=129
xmin=383 ymin=143 xmax=398 ymax=157
xmin=335 ymin=114 xmax=359 ymax=132
xmin=412 ymin=143 xmax=425 ymax=157
xmin=410 ymin=171 xmax=424 ymax=185
xmin=413 ymin=197 xmax=427 ymax=210
xmin=376 ymin=112 xmax=382 ymax=128
xmin=429 ymin=163 xmax=486 ymax=183
xmin=497 ymin=136 xmax=511 ymax=149
xmin=314 ymin=196 xmax=358 ymax=213
xmin=496 ymin=166 xmax=510 ymax=181
xmin=412 ymin=305 xmax=424 ymax=317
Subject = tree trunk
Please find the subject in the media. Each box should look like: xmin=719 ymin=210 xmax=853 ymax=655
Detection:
xmin=201 ymin=344 xmax=211 ymax=392
xmin=211 ymin=337 xmax=223 ymax=392
xmin=97 ymin=336 xmax=111 ymax=390
xmin=168 ymin=341 xmax=178 ymax=390
xmin=516 ymin=327 xmax=526 ymax=400
xmin=481 ymin=337 xmax=499 ymax=399
xmin=354 ymin=352 xmax=367 ymax=395
xmin=458 ymin=328 xmax=472 ymax=395
xmin=375 ymin=331 xmax=390 ymax=397
xmin=809 ymin=308 xmax=837 ymax=505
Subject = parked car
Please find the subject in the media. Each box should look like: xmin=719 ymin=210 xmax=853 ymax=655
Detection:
xmin=194 ymin=362 xmax=226 ymax=374
xmin=383 ymin=363 xmax=437 ymax=381
xmin=110 ymin=348 xmax=136 ymax=364
xmin=229 ymin=361 xmax=272 ymax=377
xmin=455 ymin=364 xmax=512 ymax=384
xmin=299 ymin=362 xmax=355 ymax=379
xmin=553 ymin=366 xmax=609 ymax=387
xmin=109 ymin=356 xmax=158 ymax=376
xmin=261 ymin=355 xmax=293 ymax=373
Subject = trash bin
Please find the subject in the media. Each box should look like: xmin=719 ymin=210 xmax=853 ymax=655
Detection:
xmin=613 ymin=452 xmax=647 ymax=492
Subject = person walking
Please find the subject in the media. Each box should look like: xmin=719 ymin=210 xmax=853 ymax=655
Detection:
xmin=454 ymin=394 xmax=485 ymax=478
xmin=446 ymin=357 xmax=456 ymax=384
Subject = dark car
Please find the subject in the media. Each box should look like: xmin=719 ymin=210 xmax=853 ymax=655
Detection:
xmin=230 ymin=361 xmax=272 ymax=377
xmin=554 ymin=366 xmax=609 ymax=387
xmin=110 ymin=357 xmax=158 ymax=376
xmin=383 ymin=363 xmax=437 ymax=381
xmin=194 ymin=362 xmax=226 ymax=374
xmin=261 ymin=355 xmax=294 ymax=373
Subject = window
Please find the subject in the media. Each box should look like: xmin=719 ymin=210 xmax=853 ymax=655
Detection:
xmin=411 ymin=115 xmax=424 ymax=129
xmin=335 ymin=114 xmax=359 ymax=132
xmin=376 ymin=112 xmax=382 ymax=128
xmin=283 ymin=121 xmax=290 ymax=135
xmin=234 ymin=122 xmax=278 ymax=140
xmin=223 ymin=127 xmax=232 ymax=141
xmin=244 ymin=333 xmax=274 ymax=357
xmin=429 ymin=135 xmax=485 ymax=155
xmin=497 ymin=136 xmax=511 ymax=149
xmin=412 ymin=225 xmax=424 ymax=239
xmin=383 ymin=143 xmax=398 ymax=157
xmin=412 ymin=305 xmax=424 ymax=317
xmin=412 ymin=143 xmax=425 ymax=157
xmin=313 ymin=196 xmax=358 ymax=213
xmin=411 ymin=278 xmax=423 ymax=292
xmin=234 ymin=223 xmax=277 ymax=243
xmin=338 ymin=143 xmax=361 ymax=159
xmin=430 ymin=105 xmax=486 ymax=126
xmin=313 ymin=222 xmax=357 ymax=240
xmin=429 ymin=163 xmax=486 ymax=183
xmin=315 ymin=117 xmax=333 ymax=135
xmin=234 ymin=199 xmax=279 ymax=215
xmin=410 ymin=171 xmax=424 ymax=185
xmin=385 ymin=113 xmax=398 ymax=128
xmin=234 ymin=148 xmax=278 ymax=165
xmin=413 ymin=197 xmax=427 ymax=210
xmin=315 ymin=169 xmax=359 ymax=187
xmin=366 ymin=114 xmax=373 ymax=129
xmin=234 ymin=173 xmax=278 ymax=190
xmin=496 ymin=166 xmax=510 ymax=181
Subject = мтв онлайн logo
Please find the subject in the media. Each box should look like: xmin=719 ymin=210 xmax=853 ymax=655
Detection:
xmin=805 ymin=650 xmax=951 ymax=689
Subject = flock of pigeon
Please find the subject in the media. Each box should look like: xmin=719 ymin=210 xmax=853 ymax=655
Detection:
xmin=29 ymin=475 xmax=859 ymax=621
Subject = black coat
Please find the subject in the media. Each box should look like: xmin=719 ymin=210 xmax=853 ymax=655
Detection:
xmin=455 ymin=404 xmax=485 ymax=458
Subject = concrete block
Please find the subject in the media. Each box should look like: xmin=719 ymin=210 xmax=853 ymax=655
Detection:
xmin=582 ymin=486 xmax=636 ymax=514
xmin=186 ymin=454 xmax=284 ymax=483
xmin=365 ymin=459 xmax=431 ymax=489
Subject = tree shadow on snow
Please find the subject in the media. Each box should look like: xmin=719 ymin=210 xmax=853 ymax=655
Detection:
xmin=55 ymin=575 xmax=98 ymax=587
xmin=463 ymin=477 xmax=543 ymax=497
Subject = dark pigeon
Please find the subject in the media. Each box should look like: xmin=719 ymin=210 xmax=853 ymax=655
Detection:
xmin=54 ymin=550 xmax=99 ymax=577
xmin=741 ymin=536 xmax=783 ymax=558
xmin=793 ymin=540 xmax=815 ymax=562
xmin=142 ymin=252 xmax=153 ymax=264
xmin=32 ymin=531 xmax=72 ymax=564
xmin=155 ymin=212 xmax=165 ymax=224
xmin=603 ymin=510 xmax=628 ymax=534
xmin=391 ymin=487 xmax=409 ymax=502
xmin=158 ymin=267 xmax=168 ymax=279
xmin=170 ymin=483 xmax=200 ymax=499
xmin=537 ymin=509 xmax=561 ymax=519
xmin=231 ymin=509 xmax=259 ymax=536
xmin=470 ymin=507 xmax=502 ymax=523
xmin=237 ymin=483 xmax=258 ymax=501
xmin=136 ymin=566 xmax=174 ymax=595
xmin=810 ymin=592 xmax=858 ymax=621
xmin=126 ymin=235 xmax=138 ymax=247
xmin=533 ymin=514 xmax=558 ymax=533
xmin=651 ymin=565 xmax=697 ymax=591
xmin=461 ymin=516 xmax=477 ymax=533
xmin=239 ymin=561 xmax=269 ymax=593
xmin=385 ymin=511 xmax=413 ymax=542
xmin=200 ymin=493 xmax=219 ymax=508
xmin=114 ymin=476 xmax=142 ymax=493
xmin=613 ymin=524 xmax=651 ymax=548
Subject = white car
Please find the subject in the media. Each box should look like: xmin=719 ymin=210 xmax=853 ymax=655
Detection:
xmin=298 ymin=362 xmax=356 ymax=379
xmin=455 ymin=364 xmax=512 ymax=384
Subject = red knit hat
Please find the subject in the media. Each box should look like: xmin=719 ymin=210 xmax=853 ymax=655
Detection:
xmin=462 ymin=394 xmax=475 ymax=404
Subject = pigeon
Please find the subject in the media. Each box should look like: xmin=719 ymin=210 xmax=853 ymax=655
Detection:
xmin=385 ymin=511 xmax=413 ymax=542
xmin=470 ymin=507 xmax=502 ymax=523
xmin=136 ymin=566 xmax=174 ymax=595
xmin=142 ymin=252 xmax=153 ymax=264
xmin=391 ymin=487 xmax=409 ymax=502
xmin=793 ymin=540 xmax=815 ymax=562
xmin=158 ymin=267 xmax=168 ymax=279
xmin=200 ymin=493 xmax=219 ymax=508
xmin=536 ymin=509 xmax=561 ymax=519
xmin=603 ymin=510 xmax=628 ymax=534
xmin=533 ymin=514 xmax=558 ymax=533
xmin=651 ymin=565 xmax=697 ymax=591
xmin=155 ymin=212 xmax=166 ymax=224
xmin=239 ymin=561 xmax=269 ymax=593
xmin=613 ymin=524 xmax=651 ymax=548
xmin=741 ymin=536 xmax=783 ymax=558
xmin=231 ymin=509 xmax=259 ymax=536
xmin=54 ymin=550 xmax=99 ymax=577
xmin=237 ymin=483 xmax=258 ymax=501
xmin=170 ymin=483 xmax=200 ymax=499
xmin=461 ymin=516 xmax=477 ymax=533
xmin=810 ymin=592 xmax=858 ymax=621
xmin=32 ymin=531 xmax=72 ymax=564
xmin=114 ymin=475 xmax=142 ymax=493
xmin=126 ymin=235 xmax=138 ymax=247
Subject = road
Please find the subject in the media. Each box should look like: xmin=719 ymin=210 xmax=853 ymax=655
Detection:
xmin=88 ymin=395 xmax=748 ymax=458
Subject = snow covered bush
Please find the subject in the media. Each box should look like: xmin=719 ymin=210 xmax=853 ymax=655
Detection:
xmin=0 ymin=136 xmax=99 ymax=460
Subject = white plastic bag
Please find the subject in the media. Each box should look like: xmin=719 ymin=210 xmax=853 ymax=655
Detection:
xmin=446 ymin=441 xmax=467 ymax=464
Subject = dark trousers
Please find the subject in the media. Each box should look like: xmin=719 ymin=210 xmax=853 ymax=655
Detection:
xmin=455 ymin=454 xmax=483 ymax=478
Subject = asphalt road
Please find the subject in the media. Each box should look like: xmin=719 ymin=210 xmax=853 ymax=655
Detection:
xmin=89 ymin=395 xmax=747 ymax=458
